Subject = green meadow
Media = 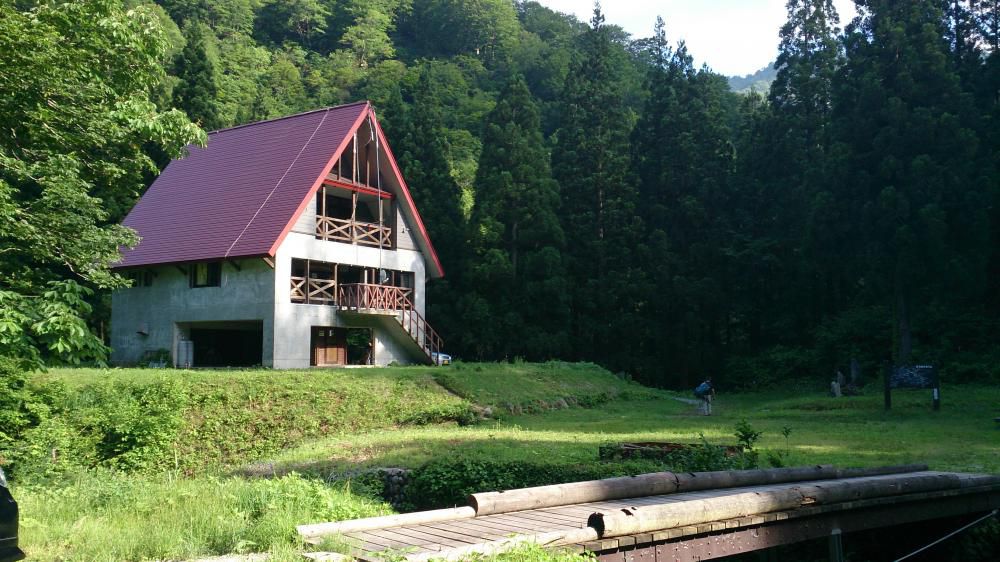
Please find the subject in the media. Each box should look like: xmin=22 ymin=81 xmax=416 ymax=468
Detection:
xmin=6 ymin=363 xmax=997 ymax=560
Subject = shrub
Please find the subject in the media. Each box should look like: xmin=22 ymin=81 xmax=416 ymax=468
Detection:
xmin=725 ymin=345 xmax=818 ymax=390
xmin=0 ymin=356 xmax=49 ymax=448
xmin=402 ymin=458 xmax=660 ymax=511
xmin=16 ymin=470 xmax=391 ymax=560
xmin=77 ymin=378 xmax=188 ymax=471
xmin=4 ymin=377 xmax=187 ymax=480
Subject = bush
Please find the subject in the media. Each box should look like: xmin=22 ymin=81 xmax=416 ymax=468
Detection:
xmin=16 ymin=470 xmax=391 ymax=560
xmin=0 ymin=356 xmax=49 ymax=448
xmin=402 ymin=458 xmax=660 ymax=511
xmin=725 ymin=345 xmax=818 ymax=390
xmin=4 ymin=377 xmax=187 ymax=480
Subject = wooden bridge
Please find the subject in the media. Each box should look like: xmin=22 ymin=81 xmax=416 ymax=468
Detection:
xmin=298 ymin=465 xmax=1000 ymax=561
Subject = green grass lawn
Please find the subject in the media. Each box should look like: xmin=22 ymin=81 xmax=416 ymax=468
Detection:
xmin=10 ymin=364 xmax=999 ymax=561
xmin=268 ymin=382 xmax=1000 ymax=475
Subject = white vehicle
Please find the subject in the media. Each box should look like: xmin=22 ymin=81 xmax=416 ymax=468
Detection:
xmin=431 ymin=352 xmax=451 ymax=366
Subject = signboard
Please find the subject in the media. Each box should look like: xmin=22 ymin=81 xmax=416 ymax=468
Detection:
xmin=884 ymin=364 xmax=940 ymax=411
xmin=890 ymin=365 xmax=937 ymax=389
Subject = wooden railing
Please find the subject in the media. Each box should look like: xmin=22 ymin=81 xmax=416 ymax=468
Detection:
xmin=337 ymin=283 xmax=412 ymax=311
xmin=289 ymin=276 xmax=337 ymax=304
xmin=316 ymin=216 xmax=392 ymax=248
xmin=338 ymin=283 xmax=443 ymax=362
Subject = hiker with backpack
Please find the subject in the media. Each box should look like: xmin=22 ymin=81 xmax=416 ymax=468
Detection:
xmin=694 ymin=378 xmax=715 ymax=416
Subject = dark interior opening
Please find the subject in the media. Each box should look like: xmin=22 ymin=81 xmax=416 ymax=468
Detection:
xmin=346 ymin=328 xmax=373 ymax=365
xmin=189 ymin=321 xmax=263 ymax=367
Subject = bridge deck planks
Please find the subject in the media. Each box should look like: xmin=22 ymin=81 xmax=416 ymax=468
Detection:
xmin=345 ymin=471 xmax=999 ymax=561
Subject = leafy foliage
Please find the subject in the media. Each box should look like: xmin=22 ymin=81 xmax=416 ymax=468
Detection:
xmin=0 ymin=0 xmax=203 ymax=369
xmin=403 ymin=457 xmax=656 ymax=511
xmin=17 ymin=469 xmax=390 ymax=561
xmin=173 ymin=20 xmax=223 ymax=129
xmin=461 ymin=75 xmax=569 ymax=359
xmin=5 ymin=0 xmax=1000 ymax=392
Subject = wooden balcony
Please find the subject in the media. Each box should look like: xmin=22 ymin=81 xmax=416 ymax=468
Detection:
xmin=316 ymin=216 xmax=392 ymax=248
xmin=289 ymin=278 xmax=442 ymax=363
xmin=338 ymin=283 xmax=443 ymax=362
xmin=289 ymin=276 xmax=337 ymax=305
xmin=338 ymin=283 xmax=412 ymax=311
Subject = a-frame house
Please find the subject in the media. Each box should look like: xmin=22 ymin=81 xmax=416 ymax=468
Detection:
xmin=111 ymin=101 xmax=444 ymax=368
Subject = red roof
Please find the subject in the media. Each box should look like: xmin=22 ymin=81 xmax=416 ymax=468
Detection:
xmin=116 ymin=102 xmax=443 ymax=277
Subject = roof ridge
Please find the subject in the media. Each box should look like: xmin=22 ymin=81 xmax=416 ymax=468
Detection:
xmin=207 ymin=101 xmax=370 ymax=136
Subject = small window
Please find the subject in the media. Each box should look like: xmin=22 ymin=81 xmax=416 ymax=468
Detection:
xmin=190 ymin=262 xmax=221 ymax=288
xmin=126 ymin=270 xmax=154 ymax=287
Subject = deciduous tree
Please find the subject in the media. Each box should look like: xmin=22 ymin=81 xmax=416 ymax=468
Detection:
xmin=0 ymin=0 xmax=204 ymax=368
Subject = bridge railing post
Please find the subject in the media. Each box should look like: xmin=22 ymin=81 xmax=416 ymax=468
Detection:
xmin=829 ymin=528 xmax=844 ymax=562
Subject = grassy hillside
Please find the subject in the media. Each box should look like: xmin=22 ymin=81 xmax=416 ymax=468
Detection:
xmin=268 ymin=382 xmax=999 ymax=478
xmin=12 ymin=367 xmax=469 ymax=475
xmin=9 ymin=363 xmax=998 ymax=561
xmin=11 ymin=362 xmax=642 ymax=476
xmin=9 ymin=362 xmax=648 ymax=561
xmin=433 ymin=361 xmax=657 ymax=412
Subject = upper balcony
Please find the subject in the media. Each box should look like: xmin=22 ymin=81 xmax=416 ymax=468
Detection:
xmin=315 ymin=180 xmax=394 ymax=249
xmin=316 ymin=216 xmax=391 ymax=247
xmin=314 ymin=126 xmax=396 ymax=249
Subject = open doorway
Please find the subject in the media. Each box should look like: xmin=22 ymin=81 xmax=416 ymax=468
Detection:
xmin=311 ymin=327 xmax=373 ymax=366
xmin=185 ymin=321 xmax=263 ymax=367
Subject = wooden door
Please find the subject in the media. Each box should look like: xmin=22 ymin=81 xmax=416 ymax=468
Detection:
xmin=311 ymin=327 xmax=346 ymax=366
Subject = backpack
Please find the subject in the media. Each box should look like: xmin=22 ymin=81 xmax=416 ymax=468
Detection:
xmin=694 ymin=382 xmax=711 ymax=397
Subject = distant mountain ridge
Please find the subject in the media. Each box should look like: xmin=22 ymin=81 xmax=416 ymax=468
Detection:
xmin=728 ymin=63 xmax=778 ymax=94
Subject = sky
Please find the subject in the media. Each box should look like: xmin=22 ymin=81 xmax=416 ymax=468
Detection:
xmin=532 ymin=0 xmax=858 ymax=77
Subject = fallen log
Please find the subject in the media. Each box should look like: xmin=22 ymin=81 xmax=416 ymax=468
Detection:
xmin=586 ymin=472 xmax=990 ymax=538
xmin=835 ymin=464 xmax=929 ymax=478
xmin=673 ymin=465 xmax=838 ymax=492
xmin=469 ymin=472 xmax=680 ymax=515
xmin=297 ymin=506 xmax=476 ymax=542
xmin=469 ymin=464 xmax=927 ymax=516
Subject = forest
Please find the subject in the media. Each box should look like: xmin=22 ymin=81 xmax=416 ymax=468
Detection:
xmin=2 ymin=0 xmax=999 ymax=390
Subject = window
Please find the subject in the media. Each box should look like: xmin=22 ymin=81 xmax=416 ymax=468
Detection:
xmin=126 ymin=270 xmax=154 ymax=287
xmin=190 ymin=262 xmax=221 ymax=288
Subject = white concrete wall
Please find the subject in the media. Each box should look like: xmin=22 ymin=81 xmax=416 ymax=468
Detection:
xmin=291 ymin=194 xmax=317 ymax=235
xmin=395 ymin=206 xmax=417 ymax=251
xmin=272 ymin=231 xmax=429 ymax=368
xmin=110 ymin=260 xmax=276 ymax=366
xmin=276 ymin=231 xmax=427 ymax=315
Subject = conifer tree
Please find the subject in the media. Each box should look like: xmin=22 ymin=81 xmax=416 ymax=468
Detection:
xmin=382 ymin=66 xmax=467 ymax=347
xmin=552 ymin=3 xmax=642 ymax=369
xmin=757 ymin=0 xmax=842 ymax=342
xmin=173 ymin=21 xmax=222 ymax=130
xmin=462 ymin=74 xmax=569 ymax=359
xmin=629 ymin=14 xmax=741 ymax=384
xmin=833 ymin=0 xmax=987 ymax=364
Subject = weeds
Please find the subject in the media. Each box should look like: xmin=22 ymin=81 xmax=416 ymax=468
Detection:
xmin=15 ymin=470 xmax=390 ymax=561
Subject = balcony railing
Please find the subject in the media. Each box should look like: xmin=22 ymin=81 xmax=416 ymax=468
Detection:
xmin=289 ymin=279 xmax=441 ymax=362
xmin=316 ymin=216 xmax=392 ymax=248
xmin=337 ymin=283 xmax=412 ymax=311
xmin=289 ymin=277 xmax=337 ymax=305
xmin=339 ymin=283 xmax=442 ymax=360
